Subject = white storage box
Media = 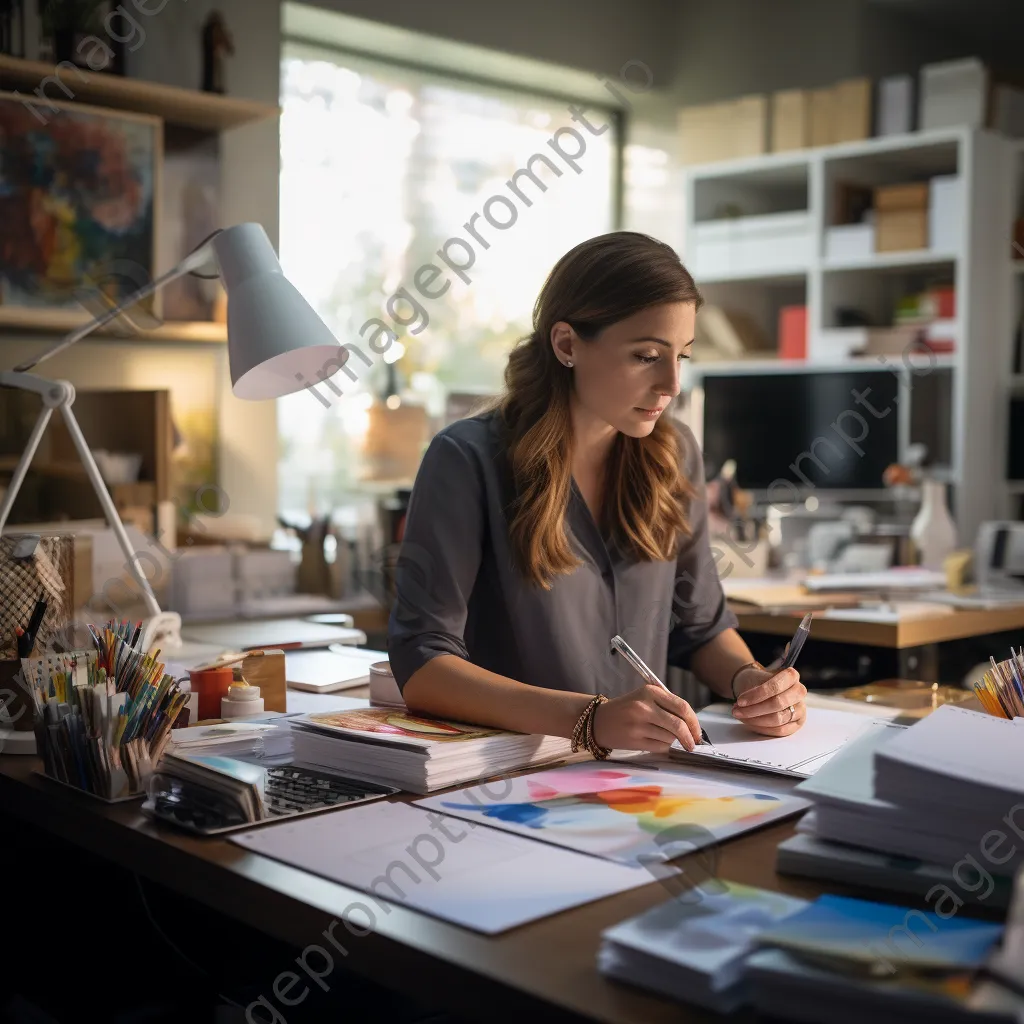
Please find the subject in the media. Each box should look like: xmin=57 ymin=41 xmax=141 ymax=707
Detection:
xmin=824 ymin=223 xmax=874 ymax=262
xmin=919 ymin=58 xmax=987 ymax=131
xmin=809 ymin=329 xmax=864 ymax=364
xmin=690 ymin=211 xmax=811 ymax=279
xmin=929 ymin=174 xmax=962 ymax=253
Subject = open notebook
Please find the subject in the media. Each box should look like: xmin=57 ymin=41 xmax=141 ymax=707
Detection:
xmin=670 ymin=706 xmax=884 ymax=778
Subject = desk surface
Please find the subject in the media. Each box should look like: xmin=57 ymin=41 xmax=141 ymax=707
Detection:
xmin=0 ymin=752 xmax=833 ymax=1024
xmin=734 ymin=603 xmax=1024 ymax=648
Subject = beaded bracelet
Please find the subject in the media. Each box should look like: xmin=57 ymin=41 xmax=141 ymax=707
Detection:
xmin=571 ymin=694 xmax=611 ymax=760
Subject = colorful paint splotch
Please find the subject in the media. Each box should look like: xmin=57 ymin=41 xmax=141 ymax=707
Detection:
xmin=417 ymin=764 xmax=809 ymax=866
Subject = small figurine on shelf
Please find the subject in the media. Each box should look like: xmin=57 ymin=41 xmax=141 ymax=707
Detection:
xmin=201 ymin=10 xmax=234 ymax=94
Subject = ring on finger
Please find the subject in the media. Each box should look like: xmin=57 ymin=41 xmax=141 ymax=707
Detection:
xmin=787 ymin=704 xmax=795 ymax=723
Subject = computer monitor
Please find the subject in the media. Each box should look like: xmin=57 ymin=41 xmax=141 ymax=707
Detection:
xmin=700 ymin=370 xmax=900 ymax=491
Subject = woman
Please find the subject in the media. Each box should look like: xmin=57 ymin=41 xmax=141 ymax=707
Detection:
xmin=388 ymin=232 xmax=806 ymax=756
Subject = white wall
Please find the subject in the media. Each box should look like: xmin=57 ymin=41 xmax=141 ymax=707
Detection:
xmin=303 ymin=0 xmax=681 ymax=85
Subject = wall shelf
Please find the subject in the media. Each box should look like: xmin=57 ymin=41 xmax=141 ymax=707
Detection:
xmin=693 ymin=267 xmax=809 ymax=286
xmin=823 ymin=250 xmax=957 ymax=273
xmin=0 ymin=55 xmax=279 ymax=131
xmin=0 ymin=306 xmax=226 ymax=343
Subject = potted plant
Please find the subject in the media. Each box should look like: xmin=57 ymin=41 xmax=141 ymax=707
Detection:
xmin=37 ymin=0 xmax=106 ymax=66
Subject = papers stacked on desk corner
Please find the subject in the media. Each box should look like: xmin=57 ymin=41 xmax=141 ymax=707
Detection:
xmin=780 ymin=707 xmax=1024 ymax=901
xmin=291 ymin=706 xmax=572 ymax=792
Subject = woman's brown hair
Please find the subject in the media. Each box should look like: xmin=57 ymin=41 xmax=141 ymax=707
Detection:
xmin=499 ymin=231 xmax=703 ymax=588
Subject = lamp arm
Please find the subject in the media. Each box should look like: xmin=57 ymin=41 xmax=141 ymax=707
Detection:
xmin=12 ymin=247 xmax=212 ymax=373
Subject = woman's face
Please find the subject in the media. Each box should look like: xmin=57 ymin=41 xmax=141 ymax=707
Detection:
xmin=551 ymin=301 xmax=696 ymax=438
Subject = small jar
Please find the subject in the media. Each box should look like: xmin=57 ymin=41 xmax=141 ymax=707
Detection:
xmin=221 ymin=667 xmax=265 ymax=718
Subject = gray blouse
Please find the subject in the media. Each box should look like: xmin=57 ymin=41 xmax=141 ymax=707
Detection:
xmin=387 ymin=411 xmax=737 ymax=697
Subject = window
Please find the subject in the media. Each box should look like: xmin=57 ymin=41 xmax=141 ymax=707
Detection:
xmin=277 ymin=44 xmax=619 ymax=519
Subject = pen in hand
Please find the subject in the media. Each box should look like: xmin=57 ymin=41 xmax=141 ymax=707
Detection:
xmin=609 ymin=634 xmax=714 ymax=748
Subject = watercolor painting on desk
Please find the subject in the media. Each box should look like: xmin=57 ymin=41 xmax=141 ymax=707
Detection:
xmin=415 ymin=763 xmax=809 ymax=867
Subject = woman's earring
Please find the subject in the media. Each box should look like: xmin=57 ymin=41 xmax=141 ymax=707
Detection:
xmin=566 ymin=359 xmax=574 ymax=368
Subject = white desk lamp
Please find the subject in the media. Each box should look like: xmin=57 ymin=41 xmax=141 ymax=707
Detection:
xmin=0 ymin=223 xmax=346 ymax=653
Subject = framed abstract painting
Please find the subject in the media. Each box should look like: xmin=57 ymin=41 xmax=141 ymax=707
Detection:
xmin=0 ymin=90 xmax=162 ymax=328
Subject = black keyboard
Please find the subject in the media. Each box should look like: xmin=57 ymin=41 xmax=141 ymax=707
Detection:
xmin=265 ymin=766 xmax=394 ymax=816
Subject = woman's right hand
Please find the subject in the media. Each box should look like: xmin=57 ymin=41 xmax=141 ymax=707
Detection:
xmin=590 ymin=684 xmax=703 ymax=753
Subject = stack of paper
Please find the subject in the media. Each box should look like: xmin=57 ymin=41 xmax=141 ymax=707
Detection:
xmin=598 ymin=882 xmax=808 ymax=1012
xmin=782 ymin=713 xmax=1023 ymax=892
xmin=873 ymin=704 xmax=1024 ymax=820
xmin=291 ymin=707 xmax=572 ymax=793
xmin=746 ymin=893 xmax=1009 ymax=1024
xmin=168 ymin=718 xmax=294 ymax=760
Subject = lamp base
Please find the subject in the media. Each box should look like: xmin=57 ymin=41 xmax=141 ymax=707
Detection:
xmin=0 ymin=729 xmax=37 ymax=755
xmin=141 ymin=610 xmax=183 ymax=653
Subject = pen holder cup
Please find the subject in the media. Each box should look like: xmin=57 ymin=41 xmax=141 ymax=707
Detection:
xmin=0 ymin=660 xmax=34 ymax=732
xmin=189 ymin=665 xmax=235 ymax=721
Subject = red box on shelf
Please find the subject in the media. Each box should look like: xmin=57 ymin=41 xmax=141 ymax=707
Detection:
xmin=778 ymin=305 xmax=807 ymax=360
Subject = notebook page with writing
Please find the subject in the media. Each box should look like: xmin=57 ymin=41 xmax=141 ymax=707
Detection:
xmin=670 ymin=707 xmax=879 ymax=778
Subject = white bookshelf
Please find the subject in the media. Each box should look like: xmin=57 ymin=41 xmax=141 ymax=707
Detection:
xmin=680 ymin=125 xmax=1019 ymax=543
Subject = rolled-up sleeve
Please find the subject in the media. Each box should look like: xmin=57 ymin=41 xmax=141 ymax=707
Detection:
xmin=387 ymin=433 xmax=485 ymax=691
xmin=667 ymin=426 xmax=739 ymax=669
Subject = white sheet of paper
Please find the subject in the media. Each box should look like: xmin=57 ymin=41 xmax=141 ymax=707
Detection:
xmin=230 ymin=801 xmax=652 ymax=934
xmin=675 ymin=706 xmax=879 ymax=776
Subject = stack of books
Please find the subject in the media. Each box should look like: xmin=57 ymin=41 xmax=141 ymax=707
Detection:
xmin=777 ymin=707 xmax=1022 ymax=908
xmin=745 ymin=893 xmax=1010 ymax=1024
xmin=291 ymin=707 xmax=572 ymax=793
xmin=598 ymin=881 xmax=808 ymax=1013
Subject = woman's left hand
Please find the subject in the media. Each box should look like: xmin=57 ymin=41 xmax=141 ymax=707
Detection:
xmin=731 ymin=666 xmax=807 ymax=736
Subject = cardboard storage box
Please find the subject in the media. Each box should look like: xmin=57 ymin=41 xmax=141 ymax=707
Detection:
xmin=874 ymin=182 xmax=929 ymax=252
xmin=807 ymin=79 xmax=871 ymax=146
xmin=771 ymin=89 xmax=809 ymax=151
xmin=809 ymin=87 xmax=834 ymax=146
xmin=832 ymin=78 xmax=872 ymax=143
xmin=679 ymin=95 xmax=767 ymax=164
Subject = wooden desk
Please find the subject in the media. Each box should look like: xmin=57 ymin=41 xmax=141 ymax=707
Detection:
xmin=0 ymin=752 xmax=841 ymax=1024
xmin=734 ymin=604 xmax=1024 ymax=649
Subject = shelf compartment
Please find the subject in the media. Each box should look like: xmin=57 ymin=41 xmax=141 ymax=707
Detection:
xmin=0 ymin=56 xmax=279 ymax=131
xmin=0 ymin=306 xmax=226 ymax=342
xmin=693 ymin=276 xmax=808 ymax=364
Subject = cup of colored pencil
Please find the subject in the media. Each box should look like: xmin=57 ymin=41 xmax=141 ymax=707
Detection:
xmin=973 ymin=649 xmax=1024 ymax=720
xmin=18 ymin=619 xmax=187 ymax=800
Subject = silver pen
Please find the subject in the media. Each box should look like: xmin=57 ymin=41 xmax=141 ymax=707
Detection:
xmin=610 ymin=634 xmax=713 ymax=747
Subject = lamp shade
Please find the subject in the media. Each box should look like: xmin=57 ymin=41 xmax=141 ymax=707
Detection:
xmin=212 ymin=224 xmax=348 ymax=400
